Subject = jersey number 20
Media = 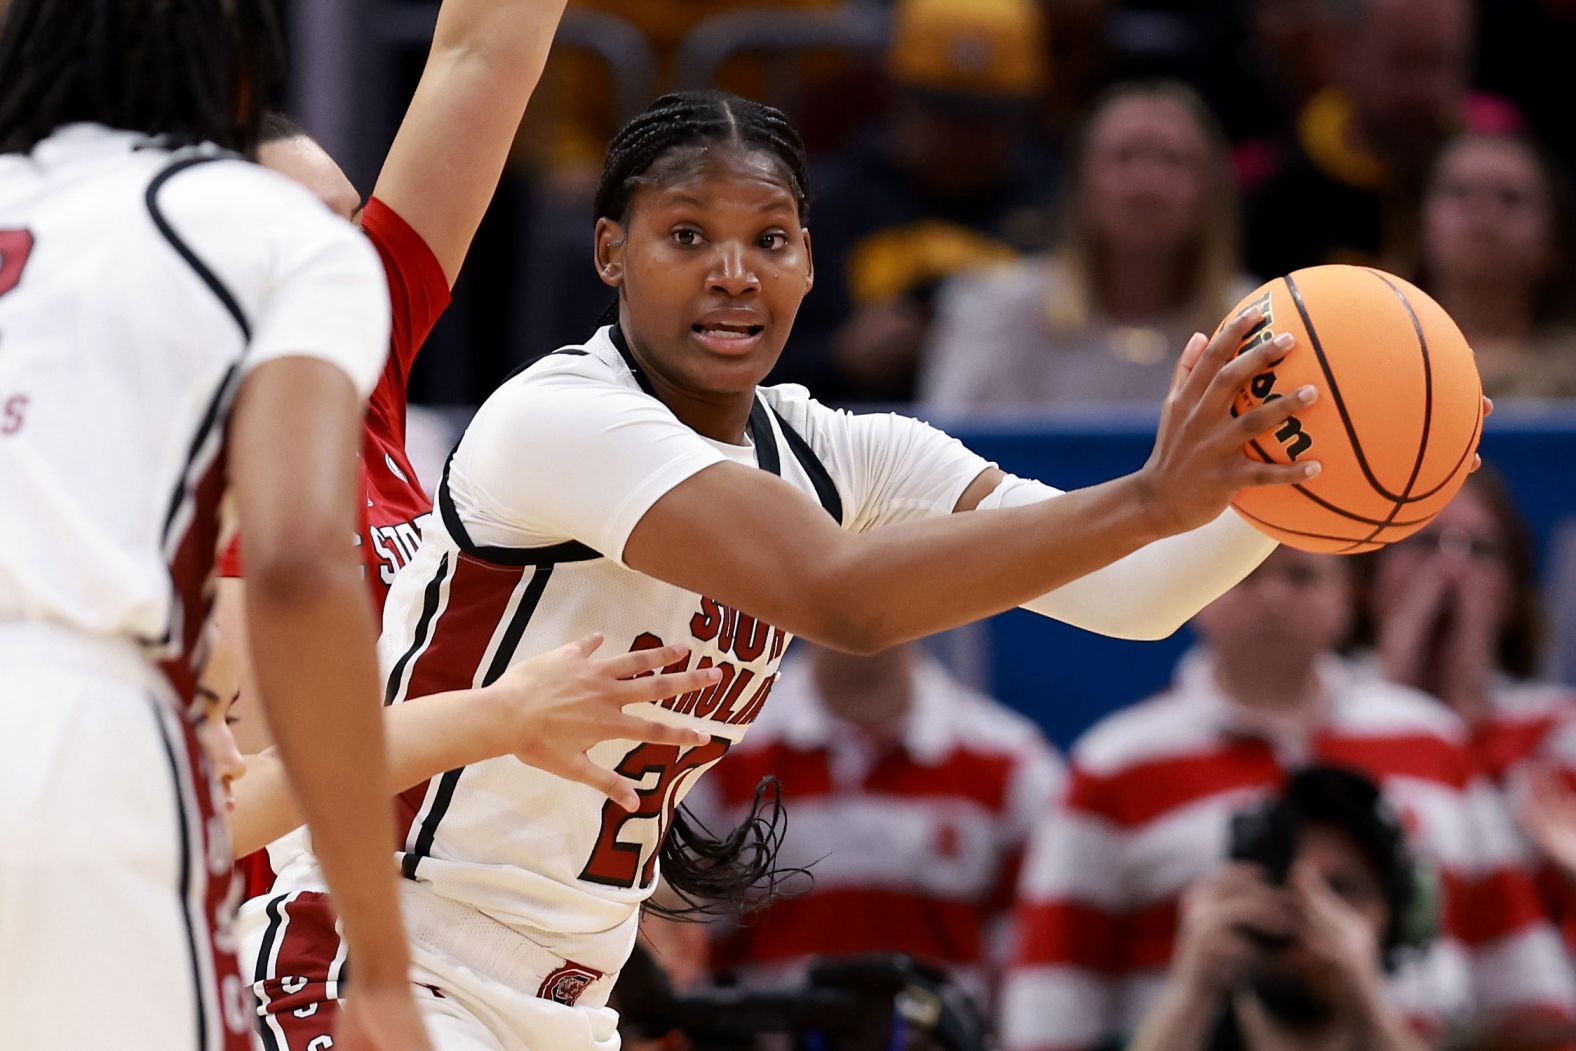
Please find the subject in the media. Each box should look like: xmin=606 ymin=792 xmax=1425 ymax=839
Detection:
xmin=578 ymin=737 xmax=732 ymax=890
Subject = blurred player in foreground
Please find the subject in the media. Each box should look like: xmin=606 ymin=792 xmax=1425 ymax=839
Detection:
xmin=0 ymin=1 xmax=427 ymax=1049
xmin=251 ymin=89 xmax=1330 ymax=1051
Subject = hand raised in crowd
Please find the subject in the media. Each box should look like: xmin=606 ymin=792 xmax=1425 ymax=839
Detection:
xmin=489 ymin=634 xmax=720 ymax=811
xmin=1518 ymin=763 xmax=1576 ymax=883
xmin=1171 ymin=863 xmax=1299 ymax=998
xmin=1374 ymin=529 xmax=1504 ymax=723
xmin=1136 ymin=308 xmax=1320 ymax=537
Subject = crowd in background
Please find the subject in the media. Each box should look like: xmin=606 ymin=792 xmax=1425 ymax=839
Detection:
xmin=295 ymin=0 xmax=1576 ymax=1046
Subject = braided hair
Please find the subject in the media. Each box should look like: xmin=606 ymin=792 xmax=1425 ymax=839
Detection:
xmin=595 ymin=90 xmax=812 ymax=225
xmin=0 ymin=0 xmax=284 ymax=156
xmin=597 ymin=93 xmax=816 ymax=916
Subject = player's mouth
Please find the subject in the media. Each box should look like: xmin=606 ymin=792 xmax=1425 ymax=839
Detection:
xmin=690 ymin=316 xmax=766 ymax=356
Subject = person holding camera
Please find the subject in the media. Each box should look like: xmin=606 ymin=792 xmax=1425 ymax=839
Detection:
xmin=1003 ymin=547 xmax=1575 ymax=1051
xmin=1128 ymin=766 xmax=1430 ymax=1051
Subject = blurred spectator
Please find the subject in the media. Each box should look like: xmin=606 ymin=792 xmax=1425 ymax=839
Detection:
xmin=1128 ymin=766 xmax=1431 ymax=1051
xmin=1362 ymin=470 xmax=1576 ymax=959
xmin=920 ymin=81 xmax=1253 ymax=415
xmin=1002 ymin=547 xmax=1575 ymax=1051
xmin=1243 ymin=0 xmax=1478 ymax=279
xmin=1418 ymin=131 xmax=1576 ymax=400
xmin=1364 ymin=469 xmax=1575 ymax=781
xmin=780 ymin=0 xmax=1056 ymax=404
xmin=688 ymin=643 xmax=1063 ymax=1006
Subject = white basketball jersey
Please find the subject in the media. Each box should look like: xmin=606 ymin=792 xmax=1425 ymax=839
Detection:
xmin=0 ymin=124 xmax=390 ymax=678
xmin=271 ymin=324 xmax=992 ymax=973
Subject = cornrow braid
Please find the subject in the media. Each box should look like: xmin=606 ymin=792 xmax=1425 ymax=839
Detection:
xmin=0 ymin=0 xmax=284 ymax=156
xmin=595 ymin=90 xmax=812 ymax=225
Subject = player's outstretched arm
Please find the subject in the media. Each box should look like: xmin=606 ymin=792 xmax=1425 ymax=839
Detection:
xmin=373 ymin=0 xmax=570 ymax=286
xmin=230 ymin=359 xmax=431 ymax=1051
xmin=226 ymin=636 xmax=720 ymax=857
xmin=623 ymin=310 xmax=1318 ymax=654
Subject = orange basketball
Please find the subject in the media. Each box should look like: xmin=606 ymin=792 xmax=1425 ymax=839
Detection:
xmin=1221 ymin=265 xmax=1484 ymax=554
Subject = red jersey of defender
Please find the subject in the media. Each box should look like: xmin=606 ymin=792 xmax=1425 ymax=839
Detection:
xmin=220 ymin=196 xmax=450 ymax=610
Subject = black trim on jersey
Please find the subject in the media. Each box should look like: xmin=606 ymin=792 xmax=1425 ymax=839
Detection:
xmin=146 ymin=154 xmax=251 ymax=340
xmin=400 ymin=562 xmax=557 ymax=881
xmin=609 ymin=323 xmax=657 ymax=396
xmin=748 ymin=399 xmax=780 ymax=475
xmin=499 ymin=347 xmax=590 ymax=386
xmin=435 ymin=452 xmax=602 ymax=567
xmin=146 ymin=692 xmax=212 ymax=1051
xmin=384 ymin=553 xmax=451 ymax=706
xmin=400 ymin=768 xmax=463 ymax=881
xmin=771 ymin=408 xmax=843 ymax=525
xmin=482 ymin=564 xmax=556 ymax=687
xmin=252 ymin=895 xmax=289 ymax=1051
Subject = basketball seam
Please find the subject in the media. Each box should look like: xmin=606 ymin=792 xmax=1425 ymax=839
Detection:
xmin=1348 ymin=269 xmax=1435 ymax=545
xmin=1232 ymin=502 xmax=1383 ymax=549
xmin=1283 ymin=273 xmax=1408 ymax=502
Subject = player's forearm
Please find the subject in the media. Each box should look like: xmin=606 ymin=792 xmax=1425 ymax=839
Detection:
xmin=245 ymin=563 xmax=411 ymax=985
xmin=230 ymin=688 xmax=508 ymax=858
xmin=1013 ymin=502 xmax=1276 ymax=640
xmin=811 ymin=474 xmax=1167 ymax=652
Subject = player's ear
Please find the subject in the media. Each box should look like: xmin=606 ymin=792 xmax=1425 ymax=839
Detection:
xmin=802 ymin=227 xmax=815 ymax=295
xmin=594 ymin=218 xmax=627 ymax=288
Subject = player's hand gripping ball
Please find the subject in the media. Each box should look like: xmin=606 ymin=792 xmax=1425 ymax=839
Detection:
xmin=1221 ymin=265 xmax=1485 ymax=553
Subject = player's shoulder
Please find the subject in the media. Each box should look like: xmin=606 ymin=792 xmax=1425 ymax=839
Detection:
xmin=489 ymin=328 xmax=639 ymax=402
xmin=147 ymin=148 xmax=347 ymax=238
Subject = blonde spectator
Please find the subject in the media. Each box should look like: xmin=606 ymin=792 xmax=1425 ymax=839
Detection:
xmin=1419 ymin=131 xmax=1576 ymax=399
xmin=921 ymin=81 xmax=1254 ymax=415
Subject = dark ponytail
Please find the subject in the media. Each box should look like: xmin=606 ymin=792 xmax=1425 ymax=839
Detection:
xmin=649 ymin=778 xmax=811 ymax=922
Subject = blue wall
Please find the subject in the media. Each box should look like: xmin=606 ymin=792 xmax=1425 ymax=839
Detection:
xmin=941 ymin=405 xmax=1576 ymax=750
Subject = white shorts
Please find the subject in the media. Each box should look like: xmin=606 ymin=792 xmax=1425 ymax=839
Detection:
xmin=239 ymin=881 xmax=622 ymax=1051
xmin=0 ymin=624 xmax=250 ymax=1051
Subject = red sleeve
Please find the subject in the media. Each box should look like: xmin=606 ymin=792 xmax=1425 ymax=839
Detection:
xmin=359 ymin=196 xmax=452 ymax=448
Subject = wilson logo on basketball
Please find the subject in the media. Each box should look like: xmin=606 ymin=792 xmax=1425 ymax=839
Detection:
xmin=537 ymin=962 xmax=603 ymax=1007
xmin=1238 ymin=289 xmax=1314 ymax=462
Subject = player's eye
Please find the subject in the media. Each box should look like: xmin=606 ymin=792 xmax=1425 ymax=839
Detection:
xmin=671 ymin=228 xmax=704 ymax=247
xmin=758 ymin=232 xmax=789 ymax=251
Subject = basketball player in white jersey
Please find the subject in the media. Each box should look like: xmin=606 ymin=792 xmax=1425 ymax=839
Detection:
xmin=247 ymin=90 xmax=1332 ymax=1051
xmin=0 ymin=3 xmax=430 ymax=1049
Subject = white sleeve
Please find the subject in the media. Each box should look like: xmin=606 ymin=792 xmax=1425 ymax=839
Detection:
xmin=779 ymin=394 xmax=992 ymax=532
xmin=977 ymin=474 xmax=1277 ymax=640
xmin=242 ymin=223 xmax=390 ymax=398
xmin=158 ymin=160 xmax=391 ymax=397
xmin=452 ymin=368 xmax=730 ymax=565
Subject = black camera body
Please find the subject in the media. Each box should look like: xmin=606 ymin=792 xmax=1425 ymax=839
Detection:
xmin=615 ymin=944 xmax=996 ymax=1051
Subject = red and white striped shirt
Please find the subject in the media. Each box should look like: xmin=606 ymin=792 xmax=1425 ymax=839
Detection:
xmin=1002 ymin=651 xmax=1576 ymax=1051
xmin=687 ymin=655 xmax=1063 ymax=1003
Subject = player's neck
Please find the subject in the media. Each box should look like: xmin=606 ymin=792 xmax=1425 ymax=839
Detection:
xmin=616 ymin=324 xmax=756 ymax=444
